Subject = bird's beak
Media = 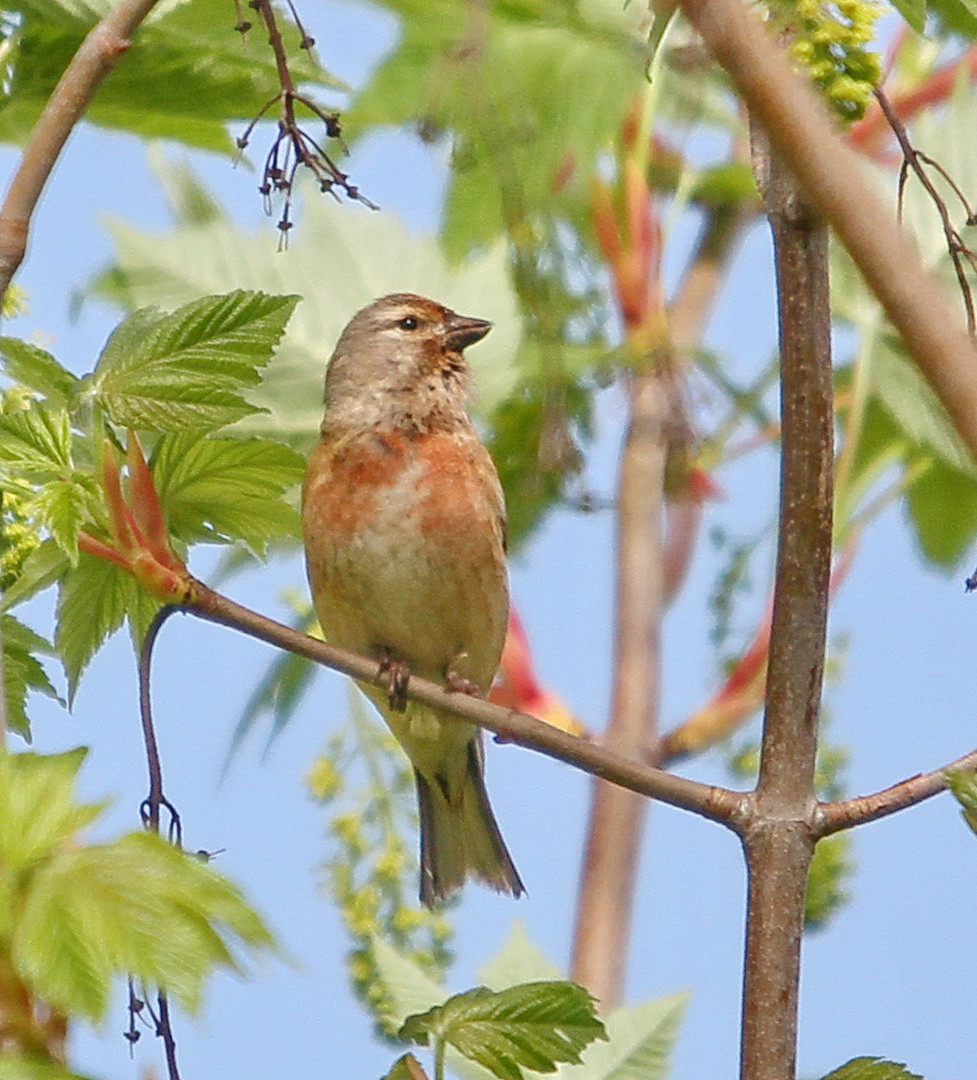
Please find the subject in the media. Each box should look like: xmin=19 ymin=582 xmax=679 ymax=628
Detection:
xmin=445 ymin=312 xmax=492 ymax=352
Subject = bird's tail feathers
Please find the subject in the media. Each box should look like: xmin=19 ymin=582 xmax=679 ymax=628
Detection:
xmin=415 ymin=746 xmax=524 ymax=908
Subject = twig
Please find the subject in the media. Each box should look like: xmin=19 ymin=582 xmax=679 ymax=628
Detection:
xmin=134 ymin=604 xmax=182 ymax=1080
xmin=0 ymin=0 xmax=164 ymax=300
xmin=818 ymin=745 xmax=977 ymax=833
xmin=874 ymin=87 xmax=977 ymax=336
xmin=677 ymin=0 xmax=977 ymax=466
xmin=238 ymin=0 xmax=377 ymax=239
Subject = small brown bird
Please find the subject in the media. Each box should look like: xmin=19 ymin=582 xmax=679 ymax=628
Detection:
xmin=302 ymin=293 xmax=524 ymax=906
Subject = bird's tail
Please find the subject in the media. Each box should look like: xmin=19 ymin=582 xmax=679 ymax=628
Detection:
xmin=415 ymin=742 xmax=524 ymax=908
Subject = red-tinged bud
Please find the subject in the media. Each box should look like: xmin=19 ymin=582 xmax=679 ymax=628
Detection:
xmin=126 ymin=432 xmax=184 ymax=573
xmin=131 ymin=551 xmax=195 ymax=603
xmin=78 ymin=530 xmax=131 ymax=570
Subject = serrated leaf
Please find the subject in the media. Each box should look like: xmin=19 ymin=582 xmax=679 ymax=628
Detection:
xmin=2 ymin=614 xmax=63 ymax=740
xmin=13 ymin=831 xmax=275 ymax=1021
xmin=151 ymin=431 xmax=303 ymax=553
xmin=0 ymin=401 xmax=72 ymax=476
xmin=819 ymin=1057 xmax=923 ymax=1080
xmin=0 ymin=539 xmax=70 ymax=612
xmin=400 ymin=982 xmax=607 ymax=1080
xmin=0 ymin=337 xmax=81 ymax=406
xmin=55 ymin=551 xmax=155 ymax=700
xmin=30 ymin=477 xmax=94 ymax=562
xmin=0 ymin=749 xmax=101 ymax=871
xmin=91 ymin=290 xmax=300 ymax=432
xmin=559 ymin=992 xmax=688 ymax=1080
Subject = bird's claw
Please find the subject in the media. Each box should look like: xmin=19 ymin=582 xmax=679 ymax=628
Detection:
xmin=379 ymin=655 xmax=411 ymax=711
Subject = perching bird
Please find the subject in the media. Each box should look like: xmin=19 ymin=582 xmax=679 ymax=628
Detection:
xmin=302 ymin=293 xmax=524 ymax=906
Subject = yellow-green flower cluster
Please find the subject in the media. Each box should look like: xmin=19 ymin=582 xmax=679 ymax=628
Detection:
xmin=306 ymin=712 xmax=455 ymax=1038
xmin=776 ymin=0 xmax=883 ymax=122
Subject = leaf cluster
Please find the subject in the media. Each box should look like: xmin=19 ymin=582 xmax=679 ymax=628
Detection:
xmin=0 ymin=289 xmax=304 ymax=715
xmin=0 ymin=748 xmax=273 ymax=1062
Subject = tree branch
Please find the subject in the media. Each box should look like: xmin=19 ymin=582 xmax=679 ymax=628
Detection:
xmin=183 ymin=580 xmax=745 ymax=826
xmin=818 ymin=746 xmax=977 ymax=834
xmin=677 ymin=0 xmax=977 ymax=464
xmin=738 ymin=134 xmax=834 ymax=1080
xmin=0 ymin=0 xmax=163 ymax=299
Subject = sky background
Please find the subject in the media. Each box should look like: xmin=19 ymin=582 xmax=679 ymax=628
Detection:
xmin=5 ymin=2 xmax=977 ymax=1079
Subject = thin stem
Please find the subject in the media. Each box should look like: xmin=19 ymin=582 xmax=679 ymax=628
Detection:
xmin=570 ymin=365 xmax=669 ymax=1008
xmin=739 ymin=134 xmax=834 ymax=1080
xmin=0 ymin=0 xmax=163 ymax=298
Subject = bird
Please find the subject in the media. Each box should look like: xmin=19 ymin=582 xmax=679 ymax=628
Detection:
xmin=302 ymin=293 xmax=524 ymax=907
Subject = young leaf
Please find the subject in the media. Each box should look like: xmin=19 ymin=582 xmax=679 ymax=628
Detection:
xmin=55 ymin=552 xmax=153 ymax=700
xmin=0 ymin=749 xmax=102 ymax=871
xmin=944 ymin=769 xmax=977 ymax=835
xmin=0 ymin=338 xmax=82 ymax=407
xmin=151 ymin=431 xmax=304 ymax=553
xmin=1 ymin=539 xmax=70 ymax=613
xmin=370 ymin=935 xmax=449 ymax=1032
xmin=399 ymin=982 xmax=608 ymax=1080
xmin=477 ymin=921 xmax=563 ymax=990
xmin=91 ymin=291 xmax=300 ymax=432
xmin=0 ymin=402 xmax=72 ymax=477
xmin=2 ymin=615 xmax=63 ymax=740
xmin=0 ymin=1056 xmax=100 ymax=1080
xmin=30 ymin=477 xmax=96 ymax=563
xmin=13 ymin=831 xmax=276 ymax=1022
xmin=820 ymin=1057 xmax=923 ymax=1080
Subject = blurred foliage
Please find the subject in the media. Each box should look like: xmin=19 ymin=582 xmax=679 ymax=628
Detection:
xmin=0 ymin=748 xmax=274 ymax=1063
xmin=307 ymin=692 xmax=455 ymax=1037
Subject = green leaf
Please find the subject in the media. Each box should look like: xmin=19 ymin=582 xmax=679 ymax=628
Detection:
xmin=151 ymin=431 xmax=303 ymax=552
xmin=29 ymin=477 xmax=96 ymax=563
xmin=558 ymin=993 xmax=688 ymax=1080
xmin=399 ymin=982 xmax=608 ymax=1080
xmin=0 ymin=338 xmax=81 ymax=407
xmin=0 ymin=749 xmax=102 ymax=871
xmin=805 ymin=833 xmax=853 ymax=931
xmin=0 ymin=1056 xmax=99 ymax=1080
xmin=478 ymin=921 xmax=563 ymax=990
xmin=370 ymin=936 xmax=448 ymax=1031
xmin=905 ymin=459 xmax=977 ymax=568
xmin=888 ymin=0 xmax=927 ymax=31
xmin=2 ymin=615 xmax=63 ymax=740
xmin=383 ymin=1054 xmax=430 ymax=1080
xmin=14 ymin=831 xmax=275 ymax=1021
xmin=0 ymin=539 xmax=70 ymax=612
xmin=0 ymin=401 xmax=72 ymax=477
xmin=91 ymin=290 xmax=300 ymax=432
xmin=55 ymin=551 xmax=158 ymax=700
xmin=944 ymin=769 xmax=977 ymax=835
xmin=88 ymin=166 xmax=522 ymax=446
xmin=819 ymin=1057 xmax=923 ymax=1080
xmin=0 ymin=0 xmax=338 ymax=154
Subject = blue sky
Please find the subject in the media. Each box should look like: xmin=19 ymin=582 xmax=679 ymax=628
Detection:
xmin=5 ymin=2 xmax=977 ymax=1079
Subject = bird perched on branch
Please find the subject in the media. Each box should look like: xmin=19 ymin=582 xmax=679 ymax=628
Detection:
xmin=302 ymin=293 xmax=524 ymax=907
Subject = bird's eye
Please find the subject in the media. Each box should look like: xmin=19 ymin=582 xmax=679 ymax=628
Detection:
xmin=398 ymin=315 xmax=419 ymax=330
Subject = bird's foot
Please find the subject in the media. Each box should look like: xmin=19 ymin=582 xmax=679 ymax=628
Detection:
xmin=444 ymin=670 xmax=481 ymax=697
xmin=378 ymin=654 xmax=411 ymax=712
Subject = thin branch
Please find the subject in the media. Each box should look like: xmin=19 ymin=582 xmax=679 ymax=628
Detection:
xmin=183 ymin=579 xmax=745 ymax=827
xmin=570 ymin=365 xmax=670 ymax=1008
xmin=134 ymin=604 xmax=182 ymax=1080
xmin=874 ymin=87 xmax=977 ymax=336
xmin=818 ymin=745 xmax=977 ymax=834
xmin=0 ymin=0 xmax=163 ymax=299
xmin=677 ymin=0 xmax=977 ymax=466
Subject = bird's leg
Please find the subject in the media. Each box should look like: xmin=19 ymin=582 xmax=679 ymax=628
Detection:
xmin=444 ymin=669 xmax=481 ymax=698
xmin=378 ymin=652 xmax=411 ymax=712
